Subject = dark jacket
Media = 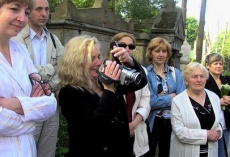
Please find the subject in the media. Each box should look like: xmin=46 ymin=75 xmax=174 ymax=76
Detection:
xmin=58 ymin=60 xmax=147 ymax=157
xmin=205 ymin=73 xmax=230 ymax=129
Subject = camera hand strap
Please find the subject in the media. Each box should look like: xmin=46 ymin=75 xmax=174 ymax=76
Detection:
xmin=98 ymin=72 xmax=115 ymax=85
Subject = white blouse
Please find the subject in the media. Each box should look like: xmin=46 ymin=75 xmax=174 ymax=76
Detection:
xmin=0 ymin=40 xmax=57 ymax=157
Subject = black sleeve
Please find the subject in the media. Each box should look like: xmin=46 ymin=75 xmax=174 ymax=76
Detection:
xmin=117 ymin=57 xmax=147 ymax=94
xmin=58 ymin=86 xmax=121 ymax=124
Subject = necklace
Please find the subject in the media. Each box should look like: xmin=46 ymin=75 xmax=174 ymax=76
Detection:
xmin=187 ymin=89 xmax=206 ymax=106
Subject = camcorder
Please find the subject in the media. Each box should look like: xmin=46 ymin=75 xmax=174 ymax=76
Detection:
xmin=98 ymin=41 xmax=142 ymax=86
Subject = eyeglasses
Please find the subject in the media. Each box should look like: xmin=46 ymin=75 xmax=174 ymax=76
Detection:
xmin=29 ymin=73 xmax=52 ymax=96
xmin=118 ymin=42 xmax=136 ymax=50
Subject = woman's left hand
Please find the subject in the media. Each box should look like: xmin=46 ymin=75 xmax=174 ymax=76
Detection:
xmin=222 ymin=95 xmax=230 ymax=105
xmin=110 ymin=46 xmax=134 ymax=66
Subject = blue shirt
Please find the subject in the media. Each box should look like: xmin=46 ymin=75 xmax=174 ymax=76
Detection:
xmin=146 ymin=64 xmax=185 ymax=131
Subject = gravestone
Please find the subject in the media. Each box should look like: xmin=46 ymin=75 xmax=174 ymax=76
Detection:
xmin=150 ymin=0 xmax=185 ymax=69
xmin=47 ymin=0 xmax=185 ymax=68
xmin=180 ymin=30 xmax=191 ymax=71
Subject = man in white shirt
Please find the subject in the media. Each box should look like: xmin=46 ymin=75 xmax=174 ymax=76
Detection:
xmin=13 ymin=0 xmax=64 ymax=156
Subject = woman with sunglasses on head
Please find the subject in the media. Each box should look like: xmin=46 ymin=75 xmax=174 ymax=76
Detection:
xmin=170 ymin=62 xmax=222 ymax=157
xmin=105 ymin=32 xmax=151 ymax=157
xmin=58 ymin=34 xmax=147 ymax=157
xmin=0 ymin=0 xmax=57 ymax=157
xmin=205 ymin=53 xmax=230 ymax=157
xmin=145 ymin=37 xmax=185 ymax=157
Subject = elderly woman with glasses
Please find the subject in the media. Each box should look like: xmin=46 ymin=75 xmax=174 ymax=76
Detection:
xmin=170 ymin=62 xmax=222 ymax=157
xmin=145 ymin=37 xmax=185 ymax=157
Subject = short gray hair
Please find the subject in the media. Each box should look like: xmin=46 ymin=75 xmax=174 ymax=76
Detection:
xmin=182 ymin=62 xmax=209 ymax=83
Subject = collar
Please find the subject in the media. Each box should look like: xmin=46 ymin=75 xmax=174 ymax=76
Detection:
xmin=147 ymin=64 xmax=173 ymax=73
xmin=29 ymin=28 xmax=46 ymax=40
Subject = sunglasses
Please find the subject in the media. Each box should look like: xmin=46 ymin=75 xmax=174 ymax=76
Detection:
xmin=29 ymin=73 xmax=52 ymax=96
xmin=118 ymin=42 xmax=136 ymax=50
xmin=157 ymin=76 xmax=163 ymax=94
xmin=110 ymin=41 xmax=136 ymax=50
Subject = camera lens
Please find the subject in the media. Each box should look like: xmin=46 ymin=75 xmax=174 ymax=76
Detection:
xmin=131 ymin=72 xmax=142 ymax=85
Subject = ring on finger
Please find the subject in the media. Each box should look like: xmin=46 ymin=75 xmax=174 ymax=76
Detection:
xmin=109 ymin=72 xmax=113 ymax=75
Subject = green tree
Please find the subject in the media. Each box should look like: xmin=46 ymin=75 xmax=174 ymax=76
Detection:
xmin=71 ymin=0 xmax=94 ymax=8
xmin=113 ymin=0 xmax=160 ymax=19
xmin=48 ymin=0 xmax=167 ymax=20
xmin=48 ymin=0 xmax=63 ymax=12
xmin=211 ymin=31 xmax=230 ymax=57
xmin=186 ymin=17 xmax=198 ymax=50
xmin=211 ymin=30 xmax=230 ymax=70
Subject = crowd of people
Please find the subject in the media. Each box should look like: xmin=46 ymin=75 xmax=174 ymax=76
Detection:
xmin=0 ymin=0 xmax=229 ymax=157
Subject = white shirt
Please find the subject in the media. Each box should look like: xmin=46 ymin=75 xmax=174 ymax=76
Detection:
xmin=29 ymin=28 xmax=47 ymax=66
xmin=0 ymin=40 xmax=57 ymax=157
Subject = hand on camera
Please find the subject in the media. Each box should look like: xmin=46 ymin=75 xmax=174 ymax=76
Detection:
xmin=110 ymin=46 xmax=134 ymax=66
xmin=102 ymin=61 xmax=121 ymax=92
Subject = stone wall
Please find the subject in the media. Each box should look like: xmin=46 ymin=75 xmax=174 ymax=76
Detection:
xmin=47 ymin=0 xmax=187 ymax=69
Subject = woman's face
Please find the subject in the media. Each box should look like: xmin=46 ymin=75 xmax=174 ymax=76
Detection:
xmin=89 ymin=45 xmax=102 ymax=79
xmin=206 ymin=60 xmax=223 ymax=76
xmin=117 ymin=36 xmax=135 ymax=55
xmin=151 ymin=46 xmax=168 ymax=65
xmin=186 ymin=68 xmax=206 ymax=92
xmin=0 ymin=2 xmax=29 ymax=39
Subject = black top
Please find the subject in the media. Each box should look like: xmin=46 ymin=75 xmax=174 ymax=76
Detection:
xmin=189 ymin=93 xmax=215 ymax=154
xmin=58 ymin=59 xmax=147 ymax=157
xmin=205 ymin=73 xmax=230 ymax=129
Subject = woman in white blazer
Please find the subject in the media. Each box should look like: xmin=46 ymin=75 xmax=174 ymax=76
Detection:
xmin=170 ymin=62 xmax=223 ymax=157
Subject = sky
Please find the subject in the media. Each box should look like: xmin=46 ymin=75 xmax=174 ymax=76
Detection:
xmin=177 ymin=0 xmax=230 ymax=41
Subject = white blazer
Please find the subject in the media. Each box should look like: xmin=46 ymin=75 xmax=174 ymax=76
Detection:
xmin=124 ymin=67 xmax=151 ymax=157
xmin=170 ymin=89 xmax=223 ymax=157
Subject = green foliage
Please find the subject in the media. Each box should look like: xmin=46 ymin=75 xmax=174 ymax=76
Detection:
xmin=48 ymin=0 xmax=63 ymax=13
xmin=56 ymin=113 xmax=69 ymax=157
xmin=223 ymin=71 xmax=230 ymax=76
xmin=186 ymin=17 xmax=199 ymax=50
xmin=48 ymin=0 xmax=166 ymax=20
xmin=108 ymin=0 xmax=160 ymax=19
xmin=71 ymin=0 xmax=94 ymax=8
xmin=211 ymin=30 xmax=230 ymax=70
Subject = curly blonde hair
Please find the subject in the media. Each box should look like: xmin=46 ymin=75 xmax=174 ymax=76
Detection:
xmin=58 ymin=35 xmax=100 ymax=92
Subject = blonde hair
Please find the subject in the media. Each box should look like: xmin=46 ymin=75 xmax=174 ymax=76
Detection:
xmin=105 ymin=32 xmax=136 ymax=60
xmin=145 ymin=37 xmax=172 ymax=64
xmin=58 ymin=35 xmax=100 ymax=92
xmin=182 ymin=62 xmax=209 ymax=84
